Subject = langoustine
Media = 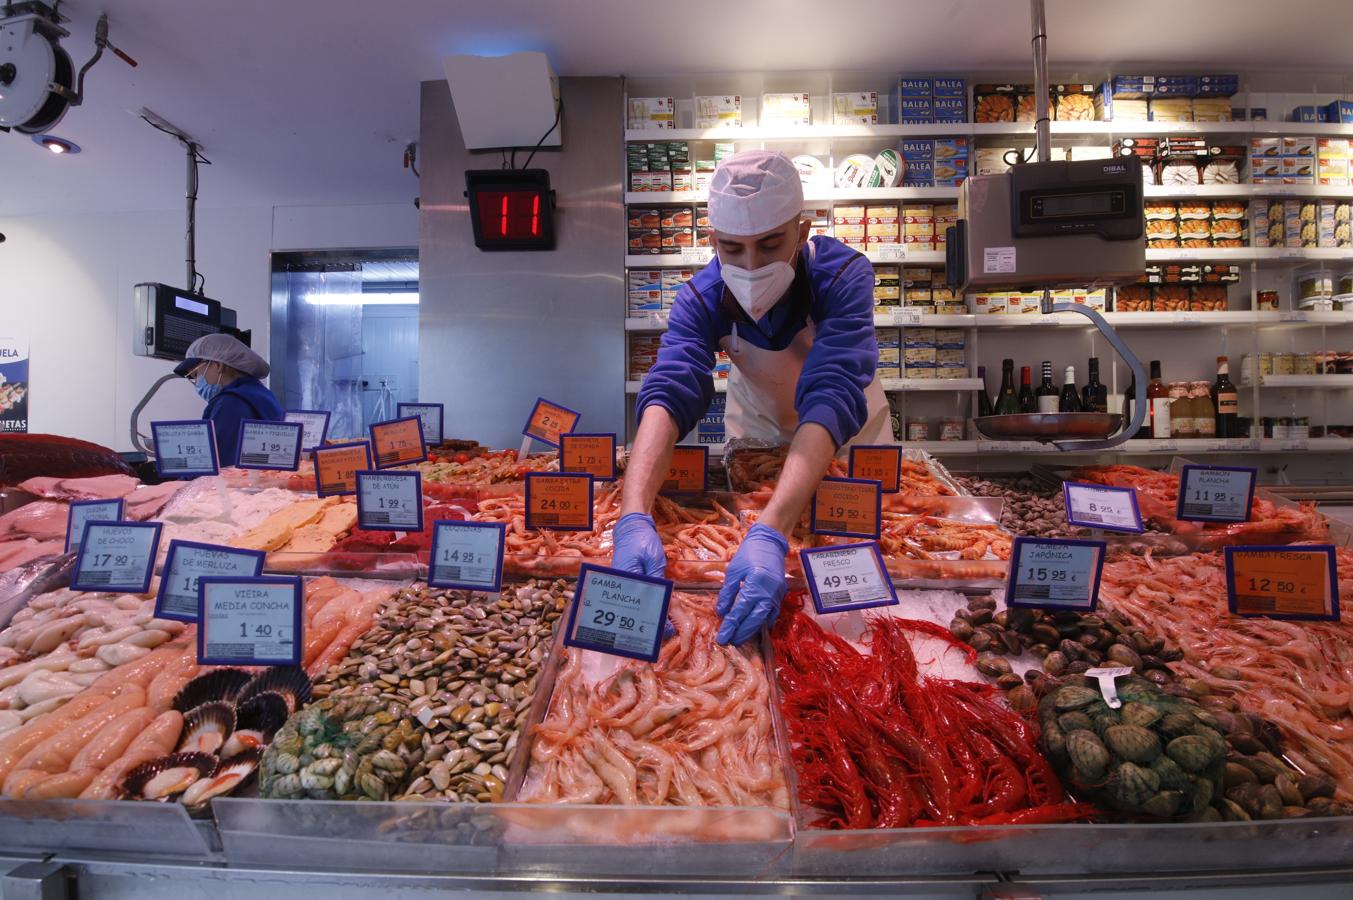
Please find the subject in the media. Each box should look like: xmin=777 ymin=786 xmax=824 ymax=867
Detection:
xmin=1101 ymin=549 xmax=1353 ymax=800
xmin=521 ymin=592 xmax=789 ymax=811
xmin=772 ymin=593 xmax=1092 ymax=828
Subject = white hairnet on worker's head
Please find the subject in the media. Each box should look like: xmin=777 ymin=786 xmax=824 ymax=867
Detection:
xmin=174 ymin=333 xmax=270 ymax=379
xmin=707 ymin=150 xmax=805 ymax=237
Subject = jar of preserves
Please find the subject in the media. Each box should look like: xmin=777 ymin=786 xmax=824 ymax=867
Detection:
xmin=1271 ymin=353 xmax=1295 ymax=376
xmin=1257 ymin=290 xmax=1280 ymax=311
xmin=1295 ymin=352 xmax=1319 ymax=376
xmin=1191 ymin=382 xmax=1216 ymax=439
xmin=1169 ymin=382 xmax=1196 ymax=438
xmin=906 ymin=418 xmax=931 ymax=442
xmin=939 ymin=417 xmax=965 ymax=441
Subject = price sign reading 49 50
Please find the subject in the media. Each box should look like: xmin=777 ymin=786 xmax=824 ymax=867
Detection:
xmin=522 ymin=397 xmax=581 ymax=448
xmin=565 ymin=563 xmax=673 ymax=663
xmin=1007 ymin=537 xmax=1107 ymax=611
xmin=800 ymin=542 xmax=898 ymax=614
xmin=1226 ymin=546 xmax=1339 ymax=621
xmin=525 ymin=473 xmax=594 ymax=531
xmin=811 ymin=477 xmax=882 ymax=539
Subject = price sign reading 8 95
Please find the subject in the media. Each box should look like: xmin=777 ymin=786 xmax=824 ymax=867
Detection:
xmin=1007 ymin=537 xmax=1107 ymax=611
xmin=1062 ymin=482 xmax=1143 ymax=534
xmin=800 ymin=542 xmax=898 ymax=614
xmin=565 ymin=563 xmax=673 ymax=662
xmin=428 ymin=521 xmax=505 ymax=592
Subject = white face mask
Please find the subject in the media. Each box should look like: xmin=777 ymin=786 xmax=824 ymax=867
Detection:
xmin=721 ymin=257 xmax=797 ymax=321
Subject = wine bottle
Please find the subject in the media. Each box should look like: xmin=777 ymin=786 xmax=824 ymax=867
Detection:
xmin=1081 ymin=357 xmax=1108 ymax=413
xmin=1035 ymin=361 xmax=1059 ymax=413
xmin=1059 ymin=365 xmax=1082 ymax=412
xmin=1124 ymin=369 xmax=1138 ymax=434
xmin=1212 ymin=355 xmax=1239 ymax=438
xmin=976 ymin=365 xmax=993 ymax=417
xmin=1147 ymin=360 xmax=1171 ymax=439
xmin=1018 ymin=366 xmax=1036 ymax=413
xmin=994 ymin=359 xmax=1021 ymax=415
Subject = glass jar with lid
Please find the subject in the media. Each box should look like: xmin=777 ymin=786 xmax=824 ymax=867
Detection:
xmin=1169 ymin=382 xmax=1196 ymax=438
xmin=1191 ymin=382 xmax=1216 ymax=439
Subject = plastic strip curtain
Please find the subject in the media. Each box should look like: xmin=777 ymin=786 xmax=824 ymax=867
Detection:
xmin=282 ymin=270 xmax=364 ymax=440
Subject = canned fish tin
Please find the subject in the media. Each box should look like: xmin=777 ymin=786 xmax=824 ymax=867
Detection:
xmin=1295 ymin=352 xmax=1319 ymax=375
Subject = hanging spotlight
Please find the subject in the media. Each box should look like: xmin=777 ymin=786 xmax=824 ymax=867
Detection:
xmin=31 ymin=133 xmax=78 ymax=154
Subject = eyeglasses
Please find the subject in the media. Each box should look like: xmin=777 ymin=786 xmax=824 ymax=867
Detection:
xmin=187 ymin=363 xmax=211 ymax=384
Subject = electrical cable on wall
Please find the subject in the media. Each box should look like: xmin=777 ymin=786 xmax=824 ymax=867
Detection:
xmin=510 ymin=96 xmax=563 ymax=170
xmin=140 ymin=113 xmax=212 ymax=293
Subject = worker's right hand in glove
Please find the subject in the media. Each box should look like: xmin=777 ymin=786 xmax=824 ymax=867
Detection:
xmin=715 ymin=522 xmax=789 ymax=646
xmin=610 ymin=512 xmax=676 ymax=641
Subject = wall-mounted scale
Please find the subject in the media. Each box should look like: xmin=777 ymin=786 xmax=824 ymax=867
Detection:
xmin=947 ymin=0 xmax=1147 ymax=450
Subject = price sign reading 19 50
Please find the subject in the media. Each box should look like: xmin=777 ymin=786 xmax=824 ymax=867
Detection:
xmin=525 ymin=473 xmax=593 ymax=531
xmin=1006 ymin=537 xmax=1106 ymax=611
xmin=1225 ymin=546 xmax=1339 ymax=621
xmin=811 ymin=477 xmax=881 ymax=539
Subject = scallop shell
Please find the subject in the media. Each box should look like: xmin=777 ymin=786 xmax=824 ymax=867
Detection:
xmin=120 ymin=752 xmax=217 ymax=800
xmin=181 ymin=748 xmax=262 ymax=810
xmin=177 ymin=701 xmax=236 ymax=755
xmin=220 ymin=693 xmax=289 ymax=758
xmin=171 ymin=668 xmax=253 ymax=713
xmin=237 ymin=667 xmax=311 ymax=713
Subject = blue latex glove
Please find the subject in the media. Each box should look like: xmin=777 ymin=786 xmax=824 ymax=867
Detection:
xmin=611 ymin=512 xmax=676 ymax=641
xmin=611 ymin=512 xmax=666 ymax=578
xmin=715 ymin=523 xmax=789 ymax=645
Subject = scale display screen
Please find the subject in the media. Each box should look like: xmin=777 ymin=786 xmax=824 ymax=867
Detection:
xmin=1030 ymin=190 xmax=1125 ymax=219
xmin=133 ymin=283 xmax=230 ymax=361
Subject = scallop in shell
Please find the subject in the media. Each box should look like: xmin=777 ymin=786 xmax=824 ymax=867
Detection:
xmin=171 ymin=668 xmax=252 ymax=713
xmin=177 ymin=701 xmax=236 ymax=755
xmin=120 ymin=752 xmax=217 ymax=801
xmin=221 ymin=692 xmax=288 ymax=758
xmin=181 ymin=748 xmax=262 ymax=811
xmin=237 ymin=667 xmax=311 ymax=714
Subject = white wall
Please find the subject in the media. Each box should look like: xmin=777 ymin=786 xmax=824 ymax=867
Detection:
xmin=0 ymin=202 xmax=417 ymax=452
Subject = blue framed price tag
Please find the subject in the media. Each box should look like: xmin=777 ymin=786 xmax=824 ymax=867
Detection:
xmin=284 ymin=409 xmax=330 ymax=451
xmin=1006 ymin=536 xmax=1107 ymax=611
xmin=522 ymin=397 xmax=581 ymax=448
xmin=1062 ymin=482 xmax=1144 ymax=534
xmin=525 ymin=472 xmax=594 ymax=531
xmin=370 ymin=416 xmax=427 ymax=468
xmin=848 ymin=446 xmax=902 ymax=494
xmin=71 ymin=521 xmax=161 ymax=594
xmin=235 ymin=420 xmax=304 ymax=471
xmin=312 ymin=441 xmax=372 ymax=497
xmin=564 ymin=563 xmax=673 ymax=663
xmin=355 ymin=470 xmax=424 ymax=532
xmin=65 ymin=499 xmax=124 ymax=553
xmin=810 ymin=477 xmax=882 ymax=539
xmin=559 ymin=433 xmax=617 ymax=482
xmin=1225 ymin=545 xmax=1339 ymax=621
xmin=197 ymin=575 xmax=303 ymax=666
xmin=428 ymin=521 xmax=505 ymax=592
xmin=1177 ymin=465 xmax=1257 ymax=523
xmin=397 ymin=402 xmax=444 ymax=446
xmin=800 ymin=542 xmax=898 ymax=614
xmin=151 ymin=420 xmax=219 ymax=478
xmin=155 ymin=540 xmax=266 ymax=622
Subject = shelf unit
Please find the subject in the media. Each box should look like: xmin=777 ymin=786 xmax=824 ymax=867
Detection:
xmin=622 ymin=72 xmax=1353 ymax=453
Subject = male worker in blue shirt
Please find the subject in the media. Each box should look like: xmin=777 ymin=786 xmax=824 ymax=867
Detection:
xmin=612 ymin=149 xmax=891 ymax=645
xmin=175 ymin=333 xmax=285 ymax=467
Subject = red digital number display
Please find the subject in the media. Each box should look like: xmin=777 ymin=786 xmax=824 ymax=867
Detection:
xmin=475 ymin=190 xmax=544 ymax=241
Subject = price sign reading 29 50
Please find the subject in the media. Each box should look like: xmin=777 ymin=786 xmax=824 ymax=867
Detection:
xmin=565 ymin=563 xmax=672 ymax=663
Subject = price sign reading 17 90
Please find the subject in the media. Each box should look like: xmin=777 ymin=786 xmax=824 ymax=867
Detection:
xmin=811 ymin=477 xmax=882 ymax=539
xmin=1007 ymin=537 xmax=1107 ymax=611
xmin=1225 ymin=546 xmax=1339 ymax=621
xmin=525 ymin=473 xmax=594 ymax=531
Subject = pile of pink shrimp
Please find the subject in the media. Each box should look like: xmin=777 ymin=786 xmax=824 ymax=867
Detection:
xmin=521 ymin=592 xmax=788 ymax=809
xmin=1102 ymin=549 xmax=1353 ymax=800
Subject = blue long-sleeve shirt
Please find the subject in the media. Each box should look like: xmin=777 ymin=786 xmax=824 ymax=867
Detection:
xmin=636 ymin=235 xmax=877 ymax=446
xmin=204 ymin=376 xmax=285 ymax=467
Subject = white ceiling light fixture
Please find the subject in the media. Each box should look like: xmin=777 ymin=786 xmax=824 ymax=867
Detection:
xmin=304 ymin=292 xmax=419 ymax=306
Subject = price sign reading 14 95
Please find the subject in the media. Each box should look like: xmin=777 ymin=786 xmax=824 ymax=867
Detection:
xmin=428 ymin=521 xmax=505 ymax=592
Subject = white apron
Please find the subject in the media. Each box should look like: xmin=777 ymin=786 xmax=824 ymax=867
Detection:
xmin=717 ymin=245 xmax=893 ymax=449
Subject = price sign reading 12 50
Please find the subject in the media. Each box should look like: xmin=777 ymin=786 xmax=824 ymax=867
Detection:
xmin=1007 ymin=537 xmax=1107 ymax=611
xmin=1225 ymin=546 xmax=1339 ymax=621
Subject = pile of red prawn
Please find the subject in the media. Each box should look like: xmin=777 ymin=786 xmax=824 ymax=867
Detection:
xmin=772 ymin=594 xmax=1092 ymax=828
xmin=1073 ymin=465 xmax=1327 ymax=548
xmin=1102 ymin=549 xmax=1353 ymax=800
xmin=728 ymin=446 xmax=959 ymax=514
xmin=521 ymin=592 xmax=788 ymax=809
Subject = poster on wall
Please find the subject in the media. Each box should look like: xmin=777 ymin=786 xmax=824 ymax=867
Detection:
xmin=0 ymin=327 xmax=28 ymax=433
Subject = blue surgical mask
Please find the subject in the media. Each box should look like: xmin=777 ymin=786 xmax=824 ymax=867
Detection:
xmin=195 ymin=378 xmax=222 ymax=403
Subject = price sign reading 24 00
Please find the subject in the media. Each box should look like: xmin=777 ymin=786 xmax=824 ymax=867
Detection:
xmin=525 ymin=473 xmax=593 ymax=531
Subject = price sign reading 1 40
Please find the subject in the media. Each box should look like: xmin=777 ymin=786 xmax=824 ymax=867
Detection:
xmin=1226 ymin=546 xmax=1339 ymax=621
xmin=197 ymin=576 xmax=303 ymax=666
xmin=1006 ymin=537 xmax=1107 ymax=611
xmin=800 ymin=542 xmax=898 ymax=614
xmin=1177 ymin=465 xmax=1256 ymax=523
xmin=565 ymin=563 xmax=673 ymax=663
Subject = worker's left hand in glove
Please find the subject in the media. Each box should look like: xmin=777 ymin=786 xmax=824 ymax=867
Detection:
xmin=715 ymin=522 xmax=789 ymax=645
